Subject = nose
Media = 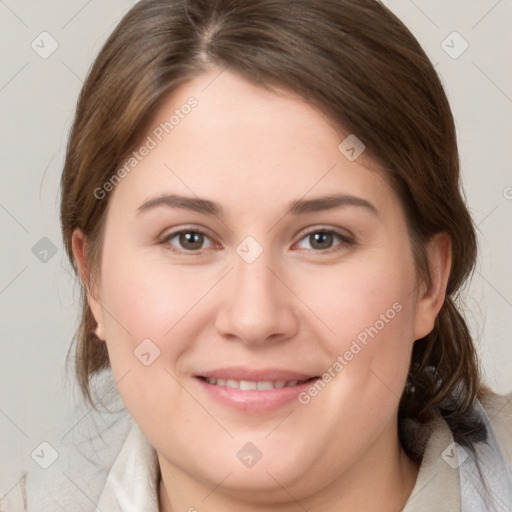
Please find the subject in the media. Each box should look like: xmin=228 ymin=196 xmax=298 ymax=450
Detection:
xmin=214 ymin=250 xmax=300 ymax=346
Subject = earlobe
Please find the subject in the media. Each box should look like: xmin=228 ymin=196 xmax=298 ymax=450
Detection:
xmin=71 ymin=229 xmax=106 ymax=341
xmin=412 ymin=233 xmax=452 ymax=341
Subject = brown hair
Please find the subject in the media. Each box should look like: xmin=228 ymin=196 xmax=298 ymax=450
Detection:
xmin=60 ymin=0 xmax=486 ymax=454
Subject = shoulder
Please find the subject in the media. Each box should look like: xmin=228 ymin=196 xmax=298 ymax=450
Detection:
xmin=480 ymin=388 xmax=512 ymax=466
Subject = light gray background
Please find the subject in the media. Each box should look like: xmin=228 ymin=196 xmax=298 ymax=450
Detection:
xmin=1 ymin=1 xmax=511 ymax=510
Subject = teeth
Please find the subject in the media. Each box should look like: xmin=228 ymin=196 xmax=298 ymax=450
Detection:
xmin=240 ymin=380 xmax=258 ymax=390
xmin=257 ymin=381 xmax=274 ymax=390
xmin=204 ymin=378 xmax=310 ymax=390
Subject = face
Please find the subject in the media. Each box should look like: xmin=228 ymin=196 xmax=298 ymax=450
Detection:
xmin=76 ymin=69 xmax=444 ymax=503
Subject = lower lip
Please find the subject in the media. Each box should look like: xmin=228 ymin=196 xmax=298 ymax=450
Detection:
xmin=195 ymin=378 xmax=318 ymax=413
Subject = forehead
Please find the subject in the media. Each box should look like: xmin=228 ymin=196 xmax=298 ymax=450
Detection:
xmin=109 ymin=69 xmax=399 ymax=219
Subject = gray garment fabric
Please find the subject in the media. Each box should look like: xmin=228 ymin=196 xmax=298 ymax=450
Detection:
xmin=402 ymin=392 xmax=512 ymax=511
xmin=459 ymin=399 xmax=512 ymax=511
xmin=401 ymin=414 xmax=461 ymax=511
xmin=95 ymin=392 xmax=512 ymax=511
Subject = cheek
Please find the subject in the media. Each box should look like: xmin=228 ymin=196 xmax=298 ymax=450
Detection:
xmin=99 ymin=245 xmax=216 ymax=344
xmin=298 ymin=249 xmax=417 ymax=350
xmin=296 ymin=244 xmax=418 ymax=407
xmin=96 ymin=250 xmax=212 ymax=429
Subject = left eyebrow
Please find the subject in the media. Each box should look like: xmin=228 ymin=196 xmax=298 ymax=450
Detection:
xmin=288 ymin=194 xmax=379 ymax=216
xmin=136 ymin=193 xmax=379 ymax=218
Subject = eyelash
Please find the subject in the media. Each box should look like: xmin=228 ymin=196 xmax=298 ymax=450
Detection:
xmin=159 ymin=226 xmax=355 ymax=255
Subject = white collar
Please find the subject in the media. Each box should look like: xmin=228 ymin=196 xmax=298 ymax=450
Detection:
xmin=96 ymin=421 xmax=160 ymax=512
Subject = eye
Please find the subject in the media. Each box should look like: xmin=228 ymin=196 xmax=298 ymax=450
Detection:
xmin=159 ymin=227 xmax=353 ymax=254
xmin=160 ymin=229 xmax=218 ymax=253
xmin=294 ymin=228 xmax=354 ymax=252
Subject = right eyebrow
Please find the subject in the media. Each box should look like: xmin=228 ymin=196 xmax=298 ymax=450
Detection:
xmin=137 ymin=194 xmax=223 ymax=217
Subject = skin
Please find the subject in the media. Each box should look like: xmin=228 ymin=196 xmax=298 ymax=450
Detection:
xmin=73 ymin=68 xmax=451 ymax=511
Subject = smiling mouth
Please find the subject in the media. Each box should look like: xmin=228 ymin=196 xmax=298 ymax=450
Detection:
xmin=197 ymin=376 xmax=318 ymax=390
xmin=196 ymin=371 xmax=321 ymax=412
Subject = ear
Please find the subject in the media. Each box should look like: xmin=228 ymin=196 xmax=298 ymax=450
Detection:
xmin=413 ymin=232 xmax=452 ymax=341
xmin=71 ymin=229 xmax=106 ymax=341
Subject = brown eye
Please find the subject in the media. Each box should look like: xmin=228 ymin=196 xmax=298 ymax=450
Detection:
xmin=162 ymin=230 xmax=215 ymax=253
xmin=295 ymin=229 xmax=354 ymax=252
xmin=309 ymin=231 xmax=334 ymax=250
xmin=178 ymin=232 xmax=204 ymax=250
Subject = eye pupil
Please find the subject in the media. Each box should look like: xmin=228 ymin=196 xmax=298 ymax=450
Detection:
xmin=180 ymin=232 xmax=204 ymax=250
xmin=310 ymin=231 xmax=333 ymax=249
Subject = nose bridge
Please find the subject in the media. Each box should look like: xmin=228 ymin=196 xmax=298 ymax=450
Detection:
xmin=232 ymin=244 xmax=283 ymax=315
xmin=235 ymin=248 xmax=276 ymax=303
xmin=215 ymin=243 xmax=299 ymax=344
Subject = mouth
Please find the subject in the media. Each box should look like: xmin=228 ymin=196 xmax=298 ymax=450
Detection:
xmin=197 ymin=376 xmax=317 ymax=390
xmin=194 ymin=368 xmax=320 ymax=413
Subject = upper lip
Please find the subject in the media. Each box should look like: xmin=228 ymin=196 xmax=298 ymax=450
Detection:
xmin=196 ymin=367 xmax=318 ymax=382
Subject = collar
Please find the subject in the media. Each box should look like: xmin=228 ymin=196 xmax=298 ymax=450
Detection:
xmin=96 ymin=421 xmax=160 ymax=512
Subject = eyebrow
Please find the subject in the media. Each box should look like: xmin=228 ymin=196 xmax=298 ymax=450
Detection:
xmin=137 ymin=193 xmax=379 ymax=217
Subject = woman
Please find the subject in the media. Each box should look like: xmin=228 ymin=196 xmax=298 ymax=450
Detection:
xmin=60 ymin=0 xmax=512 ymax=510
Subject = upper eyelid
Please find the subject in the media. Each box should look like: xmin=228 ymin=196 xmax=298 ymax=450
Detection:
xmin=295 ymin=225 xmax=353 ymax=240
xmin=161 ymin=225 xmax=216 ymax=241
xmin=292 ymin=229 xmax=354 ymax=250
